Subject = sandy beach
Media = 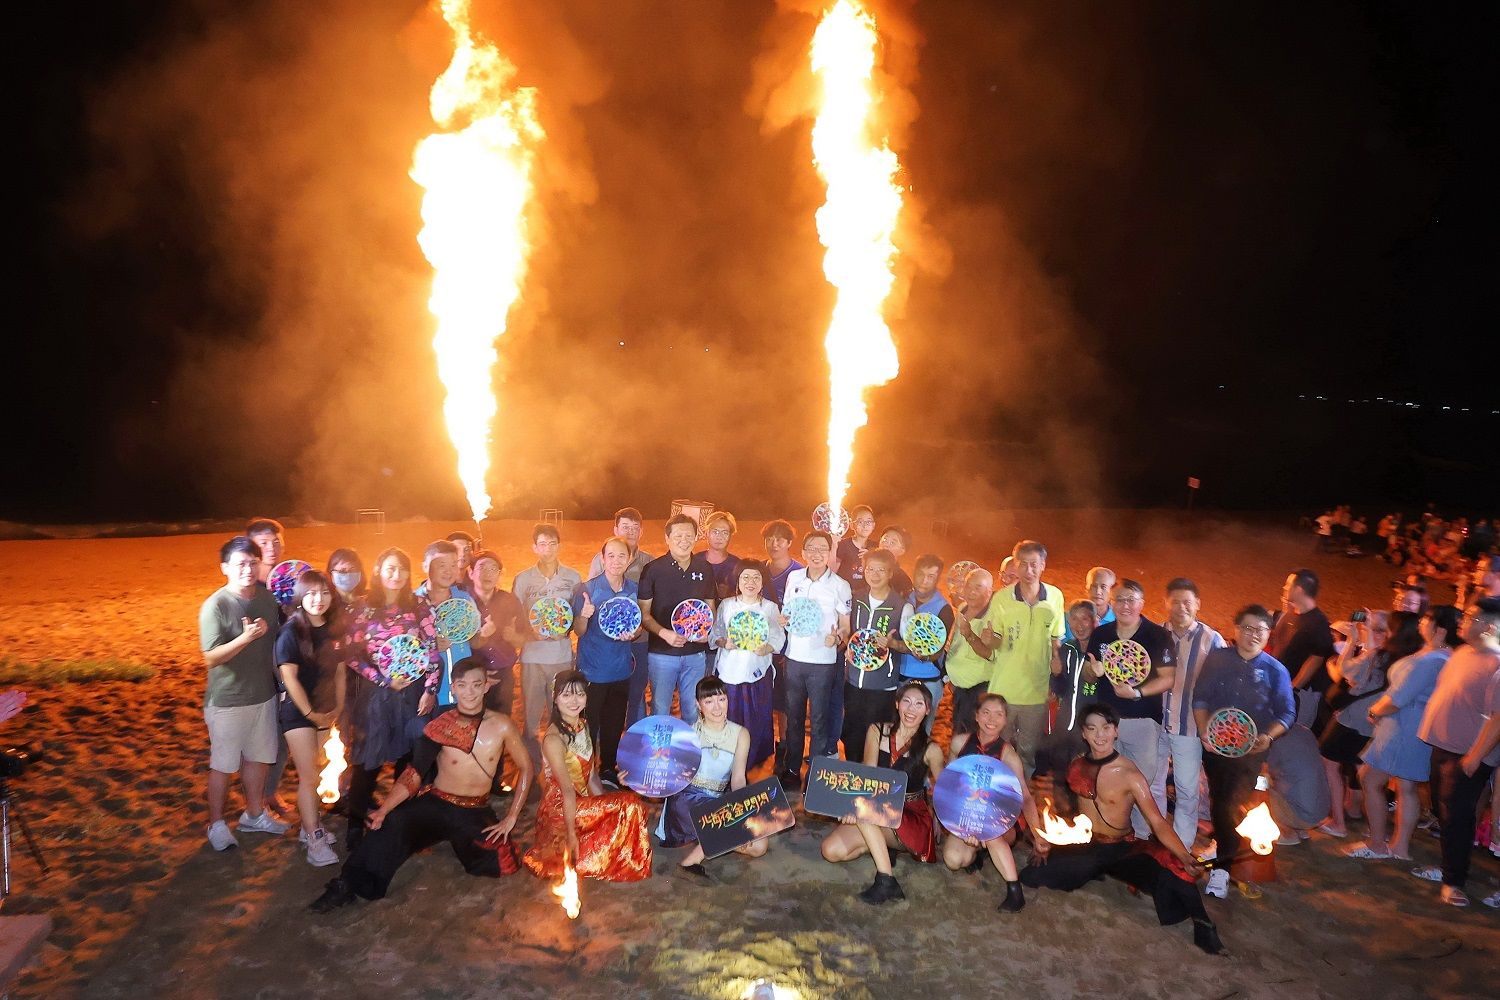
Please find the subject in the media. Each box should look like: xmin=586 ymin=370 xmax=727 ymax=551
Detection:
xmin=2 ymin=512 xmax=1496 ymax=999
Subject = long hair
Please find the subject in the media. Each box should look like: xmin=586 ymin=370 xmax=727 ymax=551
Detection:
xmin=546 ymin=669 xmax=590 ymax=748
xmin=886 ymin=680 xmax=934 ymax=761
xmin=325 ymin=548 xmax=367 ymax=600
xmin=287 ymin=569 xmax=341 ymax=664
xmin=370 ymin=547 xmax=416 ymax=612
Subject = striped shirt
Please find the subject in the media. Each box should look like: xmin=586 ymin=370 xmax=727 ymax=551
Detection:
xmin=1163 ymin=620 xmax=1226 ymax=737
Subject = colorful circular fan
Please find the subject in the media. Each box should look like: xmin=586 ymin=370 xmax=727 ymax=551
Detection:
xmin=268 ymin=559 xmax=312 ymax=608
xmin=901 ymin=612 xmax=948 ymax=658
xmin=1102 ymin=638 xmax=1152 ymax=686
xmin=671 ymin=599 xmax=713 ymax=642
xmin=784 ymin=596 xmax=823 ymax=638
xmin=528 ymin=597 xmax=574 ymax=640
xmin=377 ymin=633 xmax=429 ymax=683
xmin=847 ymin=628 xmax=889 ymax=672
xmin=727 ymin=609 xmax=770 ymax=651
xmin=1204 ymin=707 xmax=1258 ymax=758
xmin=946 ymin=560 xmax=980 ymax=596
xmin=596 ymin=595 xmax=642 ymax=640
xmin=433 ymin=598 xmax=481 ymax=643
xmin=812 ymin=501 xmax=849 ymax=538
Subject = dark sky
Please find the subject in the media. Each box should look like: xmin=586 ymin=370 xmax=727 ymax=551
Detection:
xmin=13 ymin=1 xmax=1495 ymax=524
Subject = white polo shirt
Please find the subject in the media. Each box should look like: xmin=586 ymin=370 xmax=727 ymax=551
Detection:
xmin=782 ymin=566 xmax=852 ymax=665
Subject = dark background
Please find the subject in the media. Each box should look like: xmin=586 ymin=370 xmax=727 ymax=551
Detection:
xmin=12 ymin=1 xmax=1495 ymax=524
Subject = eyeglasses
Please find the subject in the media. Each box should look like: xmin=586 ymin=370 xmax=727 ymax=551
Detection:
xmin=1237 ymin=624 xmax=1271 ymax=635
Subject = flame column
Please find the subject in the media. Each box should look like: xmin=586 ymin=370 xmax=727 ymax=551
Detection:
xmin=810 ymin=0 xmax=903 ymax=513
xmin=411 ymin=0 xmax=544 ymax=523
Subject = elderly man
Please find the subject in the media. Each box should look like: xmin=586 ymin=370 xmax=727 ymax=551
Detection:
xmin=589 ymin=507 xmax=654 ymax=727
xmin=1067 ymin=566 xmax=1116 ymax=640
xmin=990 ymin=540 xmax=1066 ymax=772
xmin=1194 ymin=604 xmax=1296 ymax=901
xmin=1085 ymin=580 xmax=1176 ymax=838
xmin=946 ymin=567 xmax=1001 ymax=736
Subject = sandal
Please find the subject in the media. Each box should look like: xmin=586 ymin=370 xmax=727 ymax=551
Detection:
xmin=1315 ymin=822 xmax=1348 ymax=838
xmin=1344 ymin=842 xmax=1391 ymax=860
xmin=1410 ymin=865 xmax=1444 ymax=883
xmin=1439 ymin=885 xmax=1469 ymax=907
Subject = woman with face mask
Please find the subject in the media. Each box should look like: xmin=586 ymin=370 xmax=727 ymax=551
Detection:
xmin=326 ymin=548 xmax=367 ymax=617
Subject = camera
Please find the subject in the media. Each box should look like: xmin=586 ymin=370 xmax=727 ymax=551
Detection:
xmin=0 ymin=745 xmax=41 ymax=780
xmin=1350 ymin=610 xmax=1367 ymax=624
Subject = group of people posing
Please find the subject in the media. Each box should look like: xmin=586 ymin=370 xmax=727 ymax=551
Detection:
xmin=195 ymin=508 xmax=1500 ymax=949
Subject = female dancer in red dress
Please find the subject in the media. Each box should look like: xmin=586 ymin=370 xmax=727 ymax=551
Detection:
xmin=524 ymin=670 xmax=652 ymax=882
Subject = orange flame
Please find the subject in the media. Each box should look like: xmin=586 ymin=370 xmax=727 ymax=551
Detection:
xmin=316 ymin=725 xmax=347 ymax=805
xmin=810 ymin=0 xmax=903 ymax=513
xmin=412 ymin=0 xmax=544 ymax=523
xmin=1235 ymin=802 xmax=1279 ymax=856
xmin=1037 ymin=799 xmax=1094 ymax=845
xmin=553 ymin=862 xmax=580 ymax=919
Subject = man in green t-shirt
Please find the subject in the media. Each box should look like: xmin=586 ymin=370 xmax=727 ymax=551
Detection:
xmin=946 ymin=567 xmax=1002 ymax=735
xmin=990 ymin=540 xmax=1066 ymax=773
xmin=198 ymin=536 xmax=289 ymax=851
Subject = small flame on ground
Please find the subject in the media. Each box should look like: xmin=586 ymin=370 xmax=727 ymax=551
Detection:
xmin=412 ymin=0 xmax=544 ymax=523
xmin=1236 ymin=802 xmax=1279 ymax=856
xmin=553 ymin=863 xmax=580 ymax=919
xmin=810 ymin=0 xmax=903 ymax=513
xmin=317 ymin=725 xmax=347 ymax=805
xmin=1037 ymin=799 xmax=1094 ymax=845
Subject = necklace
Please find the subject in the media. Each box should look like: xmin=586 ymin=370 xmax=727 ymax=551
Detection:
xmin=695 ymin=720 xmax=736 ymax=759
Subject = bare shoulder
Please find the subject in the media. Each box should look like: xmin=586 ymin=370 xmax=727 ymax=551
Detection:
xmin=481 ymin=710 xmax=517 ymax=737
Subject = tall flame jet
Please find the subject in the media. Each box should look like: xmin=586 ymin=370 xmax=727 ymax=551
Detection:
xmin=411 ymin=0 xmax=544 ymax=523
xmin=810 ymin=0 xmax=903 ymax=514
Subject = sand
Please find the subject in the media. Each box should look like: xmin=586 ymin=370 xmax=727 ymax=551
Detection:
xmin=0 ymin=512 xmax=1495 ymax=999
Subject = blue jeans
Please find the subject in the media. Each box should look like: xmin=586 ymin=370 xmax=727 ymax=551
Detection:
xmin=648 ymin=651 xmax=707 ymax=723
xmin=777 ymin=658 xmax=839 ymax=775
xmin=625 ymin=640 xmax=650 ymax=727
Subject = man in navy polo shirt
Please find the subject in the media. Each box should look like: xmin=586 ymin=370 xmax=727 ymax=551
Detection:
xmin=638 ymin=514 xmax=717 ymax=723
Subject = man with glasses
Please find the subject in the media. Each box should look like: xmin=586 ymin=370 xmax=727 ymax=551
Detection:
xmin=1193 ymin=605 xmax=1295 ymax=900
xmin=775 ymin=530 xmax=851 ymax=787
xmin=835 ymin=505 xmax=877 ymax=585
xmin=1084 ymin=579 xmax=1175 ymax=837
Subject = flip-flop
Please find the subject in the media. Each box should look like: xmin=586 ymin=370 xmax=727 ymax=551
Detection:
xmin=1410 ymin=865 xmax=1444 ymax=883
xmin=1439 ymin=885 xmax=1469 ymax=907
xmin=1315 ymin=823 xmax=1348 ymax=838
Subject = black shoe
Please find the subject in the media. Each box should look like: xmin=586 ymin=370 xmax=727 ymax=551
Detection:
xmin=599 ymin=769 xmax=621 ymax=790
xmin=1193 ymin=918 xmax=1228 ymax=956
xmin=857 ymin=872 xmax=905 ymax=905
xmin=309 ymin=877 xmax=357 ymax=913
xmin=777 ymin=770 xmax=802 ymax=791
xmin=679 ymin=862 xmax=714 ymax=884
xmin=999 ymin=880 xmax=1025 ymax=913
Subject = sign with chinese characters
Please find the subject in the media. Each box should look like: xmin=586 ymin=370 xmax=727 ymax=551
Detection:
xmin=690 ymin=776 xmax=796 ymax=859
xmin=803 ymin=757 xmax=907 ymax=829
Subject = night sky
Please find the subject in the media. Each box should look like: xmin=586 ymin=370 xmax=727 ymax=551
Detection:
xmin=13 ymin=1 xmax=1495 ymax=524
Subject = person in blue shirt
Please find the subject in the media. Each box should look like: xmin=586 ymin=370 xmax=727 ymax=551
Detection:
xmin=1193 ymin=603 xmax=1296 ymax=900
xmin=572 ymin=537 xmax=642 ymax=788
xmin=414 ymin=540 xmax=480 ymax=710
xmin=896 ymin=554 xmax=954 ymax=734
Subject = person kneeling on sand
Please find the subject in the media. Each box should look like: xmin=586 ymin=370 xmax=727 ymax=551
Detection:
xmin=1020 ymin=702 xmax=1226 ymax=955
xmin=310 ymin=658 xmax=531 ymax=911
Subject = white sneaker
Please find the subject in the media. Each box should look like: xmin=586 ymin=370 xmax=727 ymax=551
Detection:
xmin=239 ymin=810 xmax=291 ymax=836
xmin=298 ymin=825 xmax=331 ymax=846
xmin=305 ymin=828 xmax=339 ymax=868
xmin=1206 ymin=869 xmax=1230 ymax=899
xmin=207 ymin=820 xmax=239 ymax=851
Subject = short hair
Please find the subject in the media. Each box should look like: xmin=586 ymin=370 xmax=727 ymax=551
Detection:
xmin=665 ymin=513 xmax=699 ymax=536
xmin=614 ymin=507 xmax=643 ymax=525
xmin=599 ymin=535 xmax=632 ymax=559
xmin=736 ymin=559 xmax=767 ymax=583
xmin=423 ymin=539 xmax=459 ymax=567
xmin=1429 ymin=605 xmax=1464 ymax=648
xmin=451 ymin=656 xmax=488 ymax=683
xmin=1068 ymin=600 xmax=1097 ymax=619
xmin=446 ymin=530 xmax=475 ymax=545
xmin=879 ymin=525 xmax=911 ymax=551
xmin=326 ymin=547 xmax=363 ymax=572
xmin=1471 ymin=596 xmax=1500 ymax=629
xmin=1115 ymin=579 xmax=1145 ymax=597
xmin=704 ymin=511 xmax=738 ymax=533
xmin=468 ymin=548 xmax=502 ymax=572
xmin=863 ymin=548 xmax=897 ymax=571
xmin=760 ymin=519 xmax=795 ymax=543
xmin=1289 ymin=567 xmax=1320 ymax=599
xmin=1235 ymin=604 xmax=1274 ymax=628
xmin=244 ymin=517 xmax=284 ymax=538
xmin=850 ymin=504 xmax=875 ymax=520
xmin=914 ymin=553 xmax=944 ymax=574
xmin=1013 ymin=539 xmax=1047 ymax=560
xmin=1086 ymin=566 xmax=1116 ymax=585
xmin=1165 ymin=577 xmax=1199 ymax=597
xmin=532 ymin=523 xmax=560 ymax=543
xmin=1079 ymin=701 xmax=1119 ymax=728
xmin=219 ymin=535 xmax=261 ymax=564
xmin=967 ymin=567 xmax=994 ymax=589
xmin=695 ymin=675 xmax=728 ymax=701
xmin=802 ymin=530 xmax=834 ymax=550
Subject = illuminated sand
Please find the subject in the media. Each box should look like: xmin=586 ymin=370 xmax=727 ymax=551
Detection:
xmin=1 ymin=514 xmax=1495 ymax=998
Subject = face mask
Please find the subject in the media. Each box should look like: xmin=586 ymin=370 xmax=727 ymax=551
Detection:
xmin=333 ymin=571 xmax=361 ymax=593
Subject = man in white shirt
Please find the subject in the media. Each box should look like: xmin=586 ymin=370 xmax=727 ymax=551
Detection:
xmin=1153 ymin=577 xmax=1225 ymax=850
xmin=775 ymin=530 xmax=851 ymax=790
